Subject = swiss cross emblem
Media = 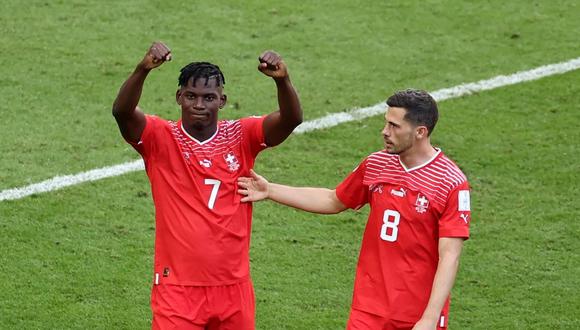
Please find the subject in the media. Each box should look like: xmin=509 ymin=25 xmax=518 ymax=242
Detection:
xmin=224 ymin=152 xmax=240 ymax=172
xmin=415 ymin=193 xmax=429 ymax=213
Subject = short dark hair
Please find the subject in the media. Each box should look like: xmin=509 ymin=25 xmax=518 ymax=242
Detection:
xmin=178 ymin=62 xmax=225 ymax=87
xmin=386 ymin=89 xmax=438 ymax=135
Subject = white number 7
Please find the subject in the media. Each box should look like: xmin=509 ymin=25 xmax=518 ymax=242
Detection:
xmin=204 ymin=179 xmax=221 ymax=210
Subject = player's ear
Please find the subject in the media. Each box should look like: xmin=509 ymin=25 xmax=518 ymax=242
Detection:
xmin=176 ymin=89 xmax=182 ymax=105
xmin=219 ymin=94 xmax=227 ymax=109
xmin=416 ymin=126 xmax=428 ymax=139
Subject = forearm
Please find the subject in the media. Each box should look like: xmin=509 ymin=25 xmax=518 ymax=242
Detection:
xmin=274 ymin=76 xmax=302 ymax=127
xmin=112 ymin=65 xmax=150 ymax=118
xmin=418 ymin=238 xmax=464 ymax=327
xmin=267 ymin=183 xmax=345 ymax=214
xmin=420 ymin=255 xmax=460 ymax=323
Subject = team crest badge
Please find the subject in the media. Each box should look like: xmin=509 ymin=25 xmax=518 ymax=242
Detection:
xmin=224 ymin=152 xmax=240 ymax=172
xmin=415 ymin=193 xmax=429 ymax=213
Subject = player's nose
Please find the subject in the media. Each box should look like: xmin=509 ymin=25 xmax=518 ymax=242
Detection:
xmin=382 ymin=126 xmax=390 ymax=137
xmin=193 ymin=97 xmax=205 ymax=109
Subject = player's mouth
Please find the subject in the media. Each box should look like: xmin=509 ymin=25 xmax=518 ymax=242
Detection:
xmin=190 ymin=112 xmax=209 ymax=120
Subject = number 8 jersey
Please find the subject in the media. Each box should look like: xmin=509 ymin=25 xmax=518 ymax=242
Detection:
xmin=129 ymin=114 xmax=267 ymax=286
xmin=335 ymin=149 xmax=470 ymax=324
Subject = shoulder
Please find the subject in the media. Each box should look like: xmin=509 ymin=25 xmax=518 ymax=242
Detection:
xmin=217 ymin=118 xmax=242 ymax=133
xmin=140 ymin=115 xmax=174 ymax=141
xmin=433 ymin=152 xmax=468 ymax=189
xmin=239 ymin=115 xmax=266 ymax=127
xmin=218 ymin=117 xmax=263 ymax=128
xmin=145 ymin=114 xmax=171 ymax=128
xmin=366 ymin=150 xmax=399 ymax=170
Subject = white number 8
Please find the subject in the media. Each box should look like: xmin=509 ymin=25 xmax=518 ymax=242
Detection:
xmin=380 ymin=209 xmax=400 ymax=242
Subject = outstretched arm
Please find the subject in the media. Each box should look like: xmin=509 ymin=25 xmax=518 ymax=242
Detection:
xmin=238 ymin=170 xmax=347 ymax=214
xmin=413 ymin=237 xmax=465 ymax=330
xmin=257 ymin=51 xmax=303 ymax=147
xmin=112 ymin=41 xmax=172 ymax=143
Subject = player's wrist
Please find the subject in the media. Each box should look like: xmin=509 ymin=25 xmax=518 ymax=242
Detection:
xmin=265 ymin=182 xmax=272 ymax=199
xmin=417 ymin=312 xmax=439 ymax=325
xmin=273 ymin=75 xmax=290 ymax=83
xmin=135 ymin=62 xmax=153 ymax=73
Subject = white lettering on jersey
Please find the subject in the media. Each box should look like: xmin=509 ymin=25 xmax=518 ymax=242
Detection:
xmin=199 ymin=159 xmax=212 ymax=168
xmin=458 ymin=190 xmax=470 ymax=211
xmin=390 ymin=187 xmax=406 ymax=197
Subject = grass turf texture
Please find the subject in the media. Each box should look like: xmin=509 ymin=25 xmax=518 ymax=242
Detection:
xmin=1 ymin=0 xmax=579 ymax=329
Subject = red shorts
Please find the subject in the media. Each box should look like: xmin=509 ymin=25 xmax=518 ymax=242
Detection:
xmin=151 ymin=280 xmax=255 ymax=330
xmin=346 ymin=307 xmax=449 ymax=330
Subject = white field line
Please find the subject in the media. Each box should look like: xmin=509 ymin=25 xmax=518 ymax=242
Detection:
xmin=295 ymin=57 xmax=580 ymax=133
xmin=2 ymin=56 xmax=580 ymax=202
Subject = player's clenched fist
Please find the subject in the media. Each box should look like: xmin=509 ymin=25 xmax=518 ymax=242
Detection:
xmin=258 ymin=50 xmax=288 ymax=79
xmin=139 ymin=41 xmax=172 ymax=70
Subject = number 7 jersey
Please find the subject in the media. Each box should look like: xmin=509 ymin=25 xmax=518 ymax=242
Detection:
xmin=335 ymin=149 xmax=470 ymax=323
xmin=129 ymin=114 xmax=267 ymax=286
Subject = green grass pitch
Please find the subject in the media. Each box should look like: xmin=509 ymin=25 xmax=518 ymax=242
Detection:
xmin=1 ymin=0 xmax=579 ymax=329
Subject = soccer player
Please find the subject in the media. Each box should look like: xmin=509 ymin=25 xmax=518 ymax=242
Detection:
xmin=238 ymin=89 xmax=470 ymax=330
xmin=112 ymin=41 xmax=302 ymax=330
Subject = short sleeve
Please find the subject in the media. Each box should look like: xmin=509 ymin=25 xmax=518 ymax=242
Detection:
xmin=335 ymin=159 xmax=369 ymax=210
xmin=438 ymin=181 xmax=471 ymax=239
xmin=126 ymin=115 xmax=166 ymax=159
xmin=240 ymin=116 xmax=267 ymax=157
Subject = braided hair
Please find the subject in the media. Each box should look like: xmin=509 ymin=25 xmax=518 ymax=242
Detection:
xmin=178 ymin=62 xmax=226 ymax=87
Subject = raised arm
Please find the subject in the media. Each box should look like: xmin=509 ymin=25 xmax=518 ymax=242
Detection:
xmin=112 ymin=41 xmax=172 ymax=143
xmin=238 ymin=170 xmax=347 ymax=214
xmin=257 ymin=51 xmax=303 ymax=147
xmin=413 ymin=237 xmax=465 ymax=330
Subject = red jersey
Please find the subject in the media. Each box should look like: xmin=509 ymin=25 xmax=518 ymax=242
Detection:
xmin=130 ymin=114 xmax=267 ymax=286
xmin=336 ymin=149 xmax=470 ymax=322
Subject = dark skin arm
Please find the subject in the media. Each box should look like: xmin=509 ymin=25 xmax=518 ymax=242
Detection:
xmin=258 ymin=51 xmax=303 ymax=146
xmin=112 ymin=42 xmax=172 ymax=143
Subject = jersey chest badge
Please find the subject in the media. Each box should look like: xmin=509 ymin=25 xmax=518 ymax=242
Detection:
xmin=224 ymin=152 xmax=240 ymax=172
xmin=415 ymin=193 xmax=429 ymax=213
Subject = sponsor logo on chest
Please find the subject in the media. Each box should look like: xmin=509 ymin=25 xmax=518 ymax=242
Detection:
xmin=199 ymin=159 xmax=212 ymax=168
xmin=390 ymin=187 xmax=406 ymax=197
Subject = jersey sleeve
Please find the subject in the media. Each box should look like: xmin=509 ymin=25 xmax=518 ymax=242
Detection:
xmin=438 ymin=181 xmax=471 ymax=239
xmin=335 ymin=159 xmax=369 ymax=210
xmin=126 ymin=115 xmax=165 ymax=159
xmin=240 ymin=116 xmax=268 ymax=157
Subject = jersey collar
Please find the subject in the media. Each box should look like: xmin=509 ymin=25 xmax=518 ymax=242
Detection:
xmin=180 ymin=121 xmax=219 ymax=145
xmin=398 ymin=148 xmax=441 ymax=172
